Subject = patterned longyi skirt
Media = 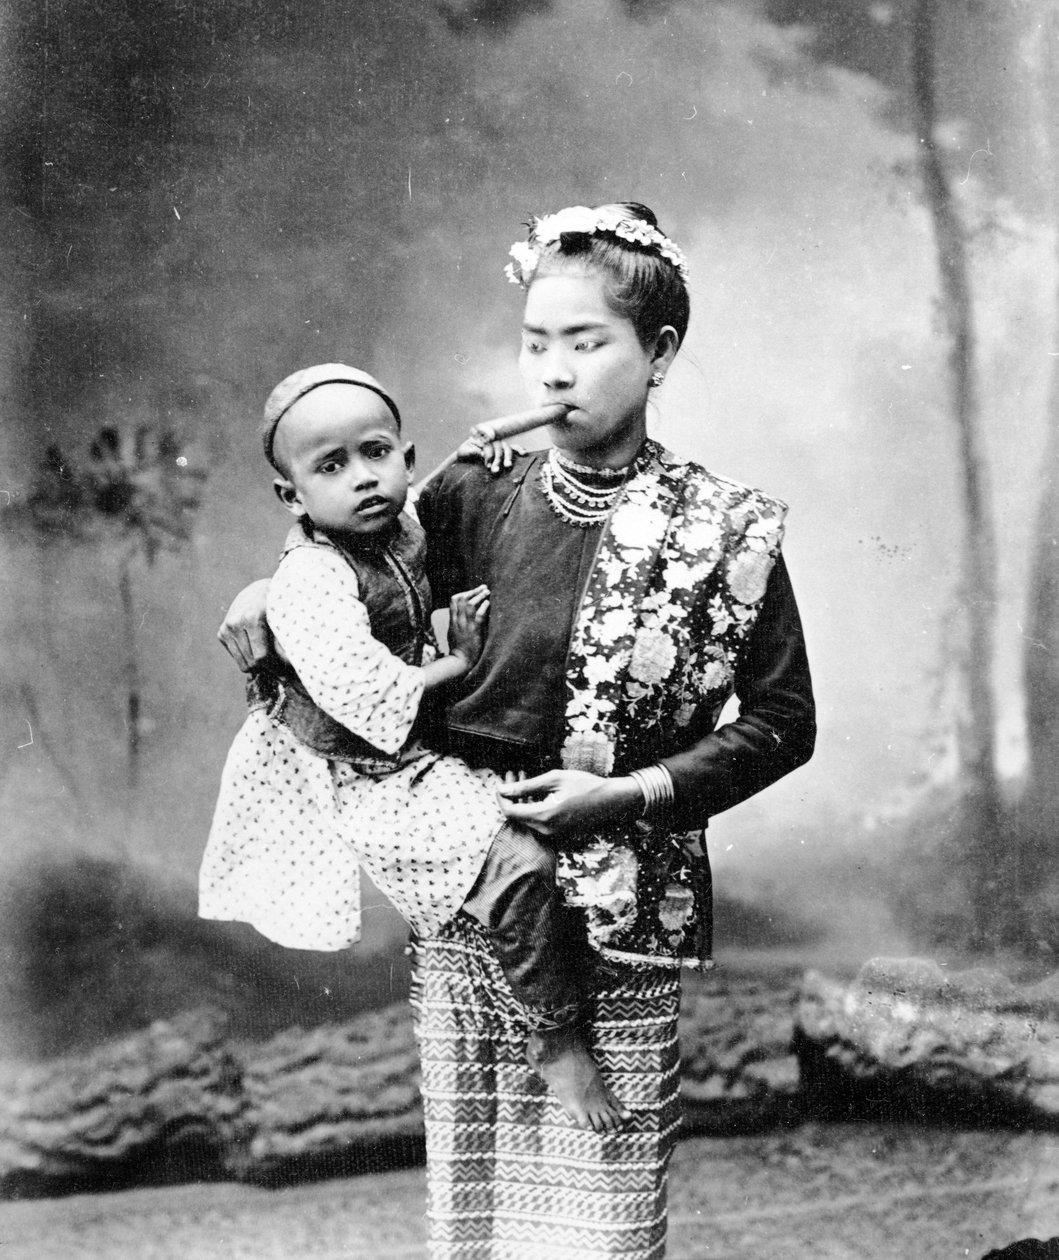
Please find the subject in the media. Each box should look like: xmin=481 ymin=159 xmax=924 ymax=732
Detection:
xmin=410 ymin=915 xmax=683 ymax=1259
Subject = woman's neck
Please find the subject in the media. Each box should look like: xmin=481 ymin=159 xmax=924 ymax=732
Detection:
xmin=553 ymin=418 xmax=647 ymax=471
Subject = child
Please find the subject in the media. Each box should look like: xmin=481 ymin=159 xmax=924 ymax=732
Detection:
xmin=199 ymin=363 xmax=627 ymax=1132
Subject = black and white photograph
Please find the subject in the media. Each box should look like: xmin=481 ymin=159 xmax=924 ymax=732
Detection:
xmin=1 ymin=2 xmax=1058 ymax=1257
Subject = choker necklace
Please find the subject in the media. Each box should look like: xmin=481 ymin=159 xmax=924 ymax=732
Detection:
xmin=538 ymin=448 xmax=630 ymax=528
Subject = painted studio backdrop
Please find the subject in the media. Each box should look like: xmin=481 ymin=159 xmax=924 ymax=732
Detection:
xmin=1 ymin=0 xmax=1057 ymax=1075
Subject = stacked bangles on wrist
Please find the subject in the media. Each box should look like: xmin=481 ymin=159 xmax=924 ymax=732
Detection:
xmin=628 ymin=764 xmax=675 ymax=821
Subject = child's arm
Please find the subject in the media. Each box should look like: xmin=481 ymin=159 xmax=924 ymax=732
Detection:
xmin=421 ymin=586 xmax=489 ymax=692
xmin=267 ymin=547 xmax=483 ymax=756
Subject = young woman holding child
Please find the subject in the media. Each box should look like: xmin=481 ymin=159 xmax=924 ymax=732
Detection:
xmin=220 ymin=202 xmax=815 ymax=1259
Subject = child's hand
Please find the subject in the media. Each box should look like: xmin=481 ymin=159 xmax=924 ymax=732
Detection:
xmin=454 ymin=433 xmax=524 ymax=475
xmin=447 ymin=585 xmax=490 ymax=668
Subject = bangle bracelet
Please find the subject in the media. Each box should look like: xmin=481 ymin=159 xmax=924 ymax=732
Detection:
xmin=628 ymin=764 xmax=675 ymax=822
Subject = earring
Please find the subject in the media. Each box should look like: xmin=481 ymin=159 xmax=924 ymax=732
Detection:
xmin=650 ymin=372 xmax=665 ymax=388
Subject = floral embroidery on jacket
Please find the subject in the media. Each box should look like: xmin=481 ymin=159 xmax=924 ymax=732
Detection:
xmin=555 ymin=440 xmax=787 ymax=965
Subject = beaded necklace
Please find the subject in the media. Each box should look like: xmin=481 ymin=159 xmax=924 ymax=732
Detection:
xmin=538 ymin=447 xmax=630 ymax=528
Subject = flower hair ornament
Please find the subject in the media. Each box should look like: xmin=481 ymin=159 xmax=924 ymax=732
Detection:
xmin=505 ymin=205 xmax=689 ymax=285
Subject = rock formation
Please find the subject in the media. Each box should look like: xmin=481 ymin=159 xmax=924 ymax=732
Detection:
xmin=2 ymin=959 xmax=1056 ymax=1196
xmin=794 ymin=958 xmax=1059 ymax=1125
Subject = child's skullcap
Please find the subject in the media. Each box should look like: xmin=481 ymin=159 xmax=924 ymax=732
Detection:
xmin=262 ymin=363 xmax=402 ymax=470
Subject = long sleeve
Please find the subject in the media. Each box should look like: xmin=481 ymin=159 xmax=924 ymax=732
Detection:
xmin=660 ymin=554 xmax=816 ymax=829
xmin=416 ymin=467 xmax=467 ymax=609
xmin=267 ymin=545 xmax=426 ymax=756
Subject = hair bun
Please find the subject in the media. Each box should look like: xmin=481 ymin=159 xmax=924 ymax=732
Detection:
xmin=603 ymin=201 xmax=659 ymax=229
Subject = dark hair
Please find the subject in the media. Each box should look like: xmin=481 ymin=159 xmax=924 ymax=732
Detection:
xmin=528 ymin=202 xmax=690 ymax=350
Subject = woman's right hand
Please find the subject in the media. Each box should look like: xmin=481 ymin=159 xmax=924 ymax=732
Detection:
xmin=497 ymin=769 xmax=642 ymax=836
xmin=217 ymin=579 xmax=273 ymax=671
xmin=446 ymin=585 xmax=490 ymax=669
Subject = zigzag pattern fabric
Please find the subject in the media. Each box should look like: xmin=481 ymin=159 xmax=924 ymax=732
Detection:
xmin=411 ymin=915 xmax=682 ymax=1258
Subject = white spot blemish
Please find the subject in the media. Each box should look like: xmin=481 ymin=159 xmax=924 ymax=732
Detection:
xmin=959 ymin=139 xmax=993 ymax=185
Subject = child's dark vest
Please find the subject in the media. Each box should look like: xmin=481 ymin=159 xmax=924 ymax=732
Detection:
xmin=247 ymin=516 xmax=437 ymax=771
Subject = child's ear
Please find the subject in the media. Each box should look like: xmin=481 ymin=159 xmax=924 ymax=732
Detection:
xmin=402 ymin=441 xmax=416 ymax=482
xmin=273 ymin=478 xmax=306 ymax=517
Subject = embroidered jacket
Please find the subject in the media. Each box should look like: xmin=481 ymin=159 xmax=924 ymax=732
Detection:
xmin=418 ymin=440 xmax=816 ymax=968
xmin=555 ymin=440 xmax=789 ymax=964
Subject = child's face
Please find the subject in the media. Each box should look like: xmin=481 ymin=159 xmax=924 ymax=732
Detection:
xmin=518 ymin=268 xmax=662 ymax=468
xmin=273 ymin=384 xmax=413 ymax=540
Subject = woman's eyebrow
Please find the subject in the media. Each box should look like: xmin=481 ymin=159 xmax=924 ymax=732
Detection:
xmin=521 ymin=320 xmax=609 ymax=335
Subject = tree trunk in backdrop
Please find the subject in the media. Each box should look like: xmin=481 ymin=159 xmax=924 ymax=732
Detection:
xmin=911 ymin=0 xmax=1006 ymax=947
xmin=1018 ymin=7 xmax=1059 ymax=922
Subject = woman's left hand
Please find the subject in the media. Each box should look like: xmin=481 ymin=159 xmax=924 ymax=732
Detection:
xmin=497 ymin=770 xmax=640 ymax=837
xmin=454 ymin=434 xmax=523 ymax=474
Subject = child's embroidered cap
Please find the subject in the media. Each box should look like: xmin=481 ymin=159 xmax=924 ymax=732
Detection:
xmin=262 ymin=363 xmax=401 ymax=470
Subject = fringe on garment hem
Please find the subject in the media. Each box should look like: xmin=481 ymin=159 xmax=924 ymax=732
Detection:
xmin=596 ymin=945 xmax=715 ymax=971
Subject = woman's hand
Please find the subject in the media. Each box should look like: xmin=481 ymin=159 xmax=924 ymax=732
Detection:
xmin=446 ymin=585 xmax=490 ymax=669
xmin=497 ymin=770 xmax=642 ymax=838
xmin=454 ymin=434 xmax=524 ymax=475
xmin=217 ymin=579 xmax=273 ymax=671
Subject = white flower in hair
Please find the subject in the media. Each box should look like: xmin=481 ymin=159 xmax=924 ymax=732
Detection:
xmin=534 ymin=206 xmax=599 ymax=243
xmin=659 ymin=243 xmax=688 ymax=271
xmin=506 ymin=204 xmax=690 ymax=283
xmin=505 ymin=239 xmax=539 ymax=284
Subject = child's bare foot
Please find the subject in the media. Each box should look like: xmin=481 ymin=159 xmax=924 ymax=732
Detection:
xmin=526 ymin=1026 xmax=631 ymax=1133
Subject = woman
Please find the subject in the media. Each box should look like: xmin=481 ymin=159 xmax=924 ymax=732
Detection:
xmin=220 ymin=202 xmax=815 ymax=1259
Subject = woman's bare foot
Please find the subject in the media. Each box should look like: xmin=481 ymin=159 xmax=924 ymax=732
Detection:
xmin=526 ymin=1026 xmax=631 ymax=1133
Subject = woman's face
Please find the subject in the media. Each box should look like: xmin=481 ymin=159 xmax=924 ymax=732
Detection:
xmin=519 ymin=268 xmax=662 ymax=470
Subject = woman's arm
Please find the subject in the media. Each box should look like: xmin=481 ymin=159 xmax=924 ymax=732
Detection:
xmin=498 ymin=556 xmax=815 ymax=836
xmin=217 ymin=579 xmax=272 ymax=671
xmin=660 ymin=554 xmax=816 ymax=829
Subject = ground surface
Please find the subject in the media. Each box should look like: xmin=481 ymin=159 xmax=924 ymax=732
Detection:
xmin=2 ymin=1123 xmax=1057 ymax=1260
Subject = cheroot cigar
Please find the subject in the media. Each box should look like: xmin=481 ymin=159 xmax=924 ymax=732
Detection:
xmin=470 ymin=402 xmax=571 ymax=442
xmin=414 ymin=403 xmax=573 ymax=491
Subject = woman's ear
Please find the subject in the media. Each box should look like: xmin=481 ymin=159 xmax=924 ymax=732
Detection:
xmin=273 ymin=478 xmax=306 ymax=517
xmin=650 ymin=325 xmax=680 ymax=378
xmin=403 ymin=441 xmax=416 ymax=483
